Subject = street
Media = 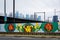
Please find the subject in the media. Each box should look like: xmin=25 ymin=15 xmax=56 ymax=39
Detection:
xmin=0 ymin=36 xmax=60 ymax=40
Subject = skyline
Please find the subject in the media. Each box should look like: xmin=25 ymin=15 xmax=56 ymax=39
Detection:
xmin=0 ymin=0 xmax=60 ymax=21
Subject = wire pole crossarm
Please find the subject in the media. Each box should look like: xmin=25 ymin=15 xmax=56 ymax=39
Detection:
xmin=34 ymin=12 xmax=45 ymax=21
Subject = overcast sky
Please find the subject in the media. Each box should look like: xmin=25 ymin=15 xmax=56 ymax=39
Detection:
xmin=0 ymin=0 xmax=60 ymax=20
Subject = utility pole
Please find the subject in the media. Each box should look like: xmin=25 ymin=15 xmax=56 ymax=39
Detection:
xmin=4 ymin=0 xmax=7 ymax=21
xmin=13 ymin=0 xmax=15 ymax=18
xmin=13 ymin=0 xmax=15 ymax=22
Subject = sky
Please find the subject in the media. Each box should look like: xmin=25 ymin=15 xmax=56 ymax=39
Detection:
xmin=0 ymin=0 xmax=60 ymax=21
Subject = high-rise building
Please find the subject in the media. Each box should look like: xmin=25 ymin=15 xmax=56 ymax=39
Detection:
xmin=22 ymin=15 xmax=24 ymax=19
xmin=34 ymin=13 xmax=37 ymax=20
xmin=53 ymin=15 xmax=58 ymax=22
xmin=26 ymin=14 xmax=29 ymax=20
xmin=15 ymin=11 xmax=19 ymax=18
xmin=30 ymin=15 xmax=34 ymax=20
xmin=20 ymin=13 xmax=24 ymax=19
xmin=37 ymin=16 xmax=41 ymax=21
xmin=20 ymin=13 xmax=22 ymax=18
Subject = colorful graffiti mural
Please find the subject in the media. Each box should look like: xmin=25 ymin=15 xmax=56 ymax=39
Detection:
xmin=58 ymin=22 xmax=60 ymax=31
xmin=44 ymin=23 xmax=53 ymax=32
xmin=41 ymin=22 xmax=58 ymax=32
xmin=4 ymin=24 xmax=16 ymax=32
xmin=0 ymin=22 xmax=58 ymax=32
xmin=16 ymin=23 xmax=41 ymax=32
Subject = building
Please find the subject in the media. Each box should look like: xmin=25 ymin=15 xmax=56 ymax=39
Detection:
xmin=19 ymin=13 xmax=24 ymax=19
xmin=34 ymin=13 xmax=37 ymax=20
xmin=30 ymin=15 xmax=34 ymax=20
xmin=37 ymin=16 xmax=41 ymax=21
xmin=22 ymin=15 xmax=24 ymax=19
xmin=20 ymin=13 xmax=22 ymax=18
xmin=15 ymin=11 xmax=19 ymax=18
xmin=53 ymin=15 xmax=58 ymax=22
xmin=26 ymin=14 xmax=29 ymax=20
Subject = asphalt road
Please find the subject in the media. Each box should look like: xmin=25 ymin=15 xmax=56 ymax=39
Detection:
xmin=0 ymin=36 xmax=60 ymax=40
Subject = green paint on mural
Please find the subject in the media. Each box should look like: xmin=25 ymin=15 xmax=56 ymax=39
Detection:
xmin=16 ymin=23 xmax=41 ymax=32
xmin=16 ymin=24 xmax=24 ymax=32
xmin=58 ymin=22 xmax=60 ymax=31
xmin=32 ymin=23 xmax=41 ymax=32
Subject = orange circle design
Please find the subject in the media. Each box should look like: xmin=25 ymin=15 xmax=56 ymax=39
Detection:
xmin=8 ymin=24 xmax=14 ymax=31
xmin=44 ymin=23 xmax=53 ymax=32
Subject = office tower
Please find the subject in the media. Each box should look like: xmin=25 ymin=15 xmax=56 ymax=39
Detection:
xmin=20 ymin=13 xmax=22 ymax=18
xmin=19 ymin=13 xmax=25 ymax=19
xmin=37 ymin=16 xmax=41 ymax=21
xmin=26 ymin=14 xmax=29 ymax=20
xmin=53 ymin=15 xmax=58 ymax=22
xmin=34 ymin=13 xmax=37 ymax=20
xmin=30 ymin=15 xmax=34 ymax=20
xmin=22 ymin=15 xmax=24 ymax=19
xmin=15 ymin=11 xmax=19 ymax=18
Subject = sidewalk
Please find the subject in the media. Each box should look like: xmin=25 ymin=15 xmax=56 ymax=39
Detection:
xmin=0 ymin=33 xmax=60 ymax=38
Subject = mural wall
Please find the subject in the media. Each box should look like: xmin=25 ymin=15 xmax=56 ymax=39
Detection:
xmin=0 ymin=22 xmax=58 ymax=32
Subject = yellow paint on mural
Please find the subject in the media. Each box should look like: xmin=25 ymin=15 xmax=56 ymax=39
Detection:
xmin=24 ymin=26 xmax=32 ymax=32
xmin=34 ymin=23 xmax=39 ymax=29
